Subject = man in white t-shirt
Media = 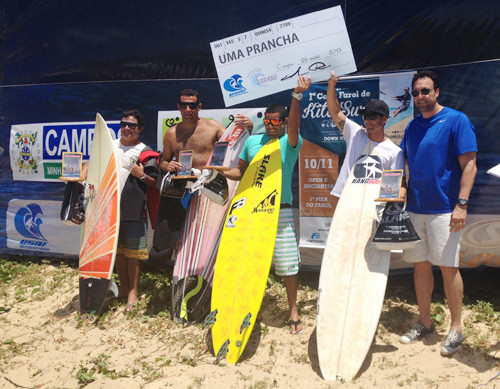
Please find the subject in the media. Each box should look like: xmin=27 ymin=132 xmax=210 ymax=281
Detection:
xmin=327 ymin=71 xmax=405 ymax=212
xmin=113 ymin=110 xmax=159 ymax=311
xmin=82 ymin=110 xmax=158 ymax=312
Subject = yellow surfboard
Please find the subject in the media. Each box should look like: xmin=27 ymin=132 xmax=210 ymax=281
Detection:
xmin=209 ymin=138 xmax=282 ymax=364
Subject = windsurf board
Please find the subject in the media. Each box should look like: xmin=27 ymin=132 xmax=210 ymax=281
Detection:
xmin=171 ymin=122 xmax=250 ymax=322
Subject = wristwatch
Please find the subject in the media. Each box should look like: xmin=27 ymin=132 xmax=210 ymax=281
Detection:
xmin=291 ymin=92 xmax=303 ymax=100
xmin=458 ymin=198 xmax=468 ymax=206
xmin=140 ymin=174 xmax=147 ymax=182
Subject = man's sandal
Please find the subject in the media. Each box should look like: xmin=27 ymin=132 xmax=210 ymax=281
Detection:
xmin=289 ymin=319 xmax=304 ymax=335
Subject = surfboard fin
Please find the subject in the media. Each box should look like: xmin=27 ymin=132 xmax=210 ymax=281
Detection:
xmin=108 ymin=281 xmax=119 ymax=298
xmin=215 ymin=339 xmax=230 ymax=364
xmin=203 ymin=309 xmax=218 ymax=329
xmin=240 ymin=312 xmax=252 ymax=334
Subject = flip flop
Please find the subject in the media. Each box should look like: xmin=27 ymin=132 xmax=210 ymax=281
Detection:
xmin=289 ymin=319 xmax=304 ymax=335
xmin=125 ymin=303 xmax=138 ymax=313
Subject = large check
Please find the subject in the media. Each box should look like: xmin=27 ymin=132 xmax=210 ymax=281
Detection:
xmin=210 ymin=6 xmax=356 ymax=107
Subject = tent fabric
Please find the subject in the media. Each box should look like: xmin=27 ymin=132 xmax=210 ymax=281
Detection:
xmin=1 ymin=1 xmax=499 ymax=85
xmin=0 ymin=2 xmax=499 ymax=259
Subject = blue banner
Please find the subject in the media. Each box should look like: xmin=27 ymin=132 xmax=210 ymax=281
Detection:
xmin=1 ymin=62 xmax=500 ymax=268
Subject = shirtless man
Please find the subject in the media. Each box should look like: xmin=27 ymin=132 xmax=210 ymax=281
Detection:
xmin=160 ymin=89 xmax=252 ymax=173
xmin=149 ymin=89 xmax=252 ymax=267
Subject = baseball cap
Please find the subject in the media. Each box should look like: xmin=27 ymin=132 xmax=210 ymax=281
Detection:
xmin=359 ymin=99 xmax=389 ymax=117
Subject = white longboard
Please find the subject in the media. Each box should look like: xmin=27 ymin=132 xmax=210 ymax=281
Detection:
xmin=316 ymin=143 xmax=390 ymax=381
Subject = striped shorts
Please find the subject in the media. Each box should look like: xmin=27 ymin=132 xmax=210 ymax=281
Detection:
xmin=117 ymin=217 xmax=149 ymax=260
xmin=272 ymin=208 xmax=301 ymax=277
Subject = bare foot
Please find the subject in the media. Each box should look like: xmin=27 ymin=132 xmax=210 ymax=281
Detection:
xmin=127 ymin=290 xmax=139 ymax=309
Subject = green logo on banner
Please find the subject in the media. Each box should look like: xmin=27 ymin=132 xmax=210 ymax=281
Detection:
xmin=44 ymin=163 xmax=62 ymax=179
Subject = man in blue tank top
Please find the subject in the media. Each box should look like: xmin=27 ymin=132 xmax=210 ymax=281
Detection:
xmin=399 ymin=70 xmax=477 ymax=356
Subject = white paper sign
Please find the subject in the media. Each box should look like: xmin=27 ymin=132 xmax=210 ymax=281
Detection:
xmin=210 ymin=6 xmax=356 ymax=106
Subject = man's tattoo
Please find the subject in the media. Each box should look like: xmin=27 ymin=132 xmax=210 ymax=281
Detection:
xmin=338 ymin=120 xmax=345 ymax=131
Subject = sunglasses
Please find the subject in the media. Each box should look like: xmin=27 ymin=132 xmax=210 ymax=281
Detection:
xmin=120 ymin=121 xmax=139 ymax=129
xmin=363 ymin=112 xmax=381 ymax=120
xmin=411 ymin=87 xmax=433 ymax=97
xmin=263 ymin=118 xmax=283 ymax=126
xmin=178 ymin=102 xmax=199 ymax=109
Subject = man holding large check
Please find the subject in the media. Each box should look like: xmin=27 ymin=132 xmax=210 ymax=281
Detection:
xmin=210 ymin=6 xmax=356 ymax=106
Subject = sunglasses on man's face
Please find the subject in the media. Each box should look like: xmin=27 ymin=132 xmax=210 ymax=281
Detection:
xmin=263 ymin=118 xmax=283 ymax=126
xmin=178 ymin=102 xmax=199 ymax=110
xmin=363 ymin=112 xmax=381 ymax=121
xmin=411 ymin=87 xmax=433 ymax=97
xmin=120 ymin=121 xmax=139 ymax=130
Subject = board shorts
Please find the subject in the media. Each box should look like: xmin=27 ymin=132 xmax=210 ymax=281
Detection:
xmin=402 ymin=212 xmax=461 ymax=267
xmin=117 ymin=216 xmax=149 ymax=260
xmin=272 ymin=207 xmax=301 ymax=277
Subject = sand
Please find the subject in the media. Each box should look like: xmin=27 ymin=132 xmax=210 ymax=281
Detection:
xmin=1 ymin=262 xmax=500 ymax=388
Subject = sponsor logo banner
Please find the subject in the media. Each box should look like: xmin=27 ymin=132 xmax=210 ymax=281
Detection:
xmin=298 ymin=72 xmax=415 ymax=248
xmin=157 ymin=108 xmax=266 ymax=151
xmin=299 ymin=216 xmax=331 ymax=247
xmin=10 ymin=121 xmax=120 ymax=181
xmin=7 ymin=199 xmax=81 ymax=255
xmin=459 ymin=216 xmax=500 ymax=267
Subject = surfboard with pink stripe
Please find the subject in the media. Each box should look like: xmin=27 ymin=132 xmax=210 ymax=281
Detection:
xmin=172 ymin=122 xmax=249 ymax=323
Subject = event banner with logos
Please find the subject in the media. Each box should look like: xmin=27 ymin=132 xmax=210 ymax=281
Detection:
xmin=4 ymin=73 xmax=500 ymax=268
xmin=156 ymin=108 xmax=267 ymax=148
xmin=10 ymin=120 xmax=121 ymax=182
xmin=210 ymin=6 xmax=356 ymax=107
xmin=298 ymin=72 xmax=415 ymax=248
xmin=6 ymin=109 xmax=266 ymax=256
xmin=6 ymin=199 xmax=81 ymax=255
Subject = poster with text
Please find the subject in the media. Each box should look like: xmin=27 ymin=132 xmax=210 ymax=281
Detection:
xmin=298 ymin=72 xmax=415 ymax=248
